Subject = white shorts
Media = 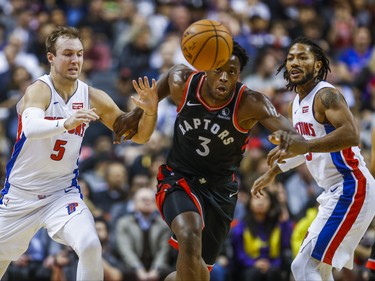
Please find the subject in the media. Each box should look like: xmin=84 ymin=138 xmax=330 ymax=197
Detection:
xmin=299 ymin=176 xmax=375 ymax=270
xmin=0 ymin=185 xmax=88 ymax=261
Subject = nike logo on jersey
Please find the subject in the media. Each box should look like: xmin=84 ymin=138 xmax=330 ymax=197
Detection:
xmin=330 ymin=186 xmax=339 ymax=193
xmin=64 ymin=188 xmax=73 ymax=193
xmin=186 ymin=101 xmax=201 ymax=106
xmin=53 ymin=102 xmax=59 ymax=105
xmin=229 ymin=190 xmax=239 ymax=198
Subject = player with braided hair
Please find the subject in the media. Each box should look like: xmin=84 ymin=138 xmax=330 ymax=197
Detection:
xmin=252 ymin=37 xmax=375 ymax=281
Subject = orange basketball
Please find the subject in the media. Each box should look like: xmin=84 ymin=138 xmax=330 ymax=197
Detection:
xmin=181 ymin=19 xmax=233 ymax=71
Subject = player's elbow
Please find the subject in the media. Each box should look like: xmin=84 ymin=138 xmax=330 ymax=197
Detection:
xmin=348 ymin=127 xmax=360 ymax=146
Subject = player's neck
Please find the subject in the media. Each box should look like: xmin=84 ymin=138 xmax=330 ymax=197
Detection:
xmin=297 ymin=79 xmax=319 ymax=100
xmin=49 ymin=72 xmax=78 ymax=102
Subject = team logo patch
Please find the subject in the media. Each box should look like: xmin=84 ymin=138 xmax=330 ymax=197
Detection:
xmin=66 ymin=202 xmax=79 ymax=215
xmin=302 ymin=106 xmax=309 ymax=113
xmin=3 ymin=197 xmax=9 ymax=207
xmin=72 ymin=103 xmax=83 ymax=110
xmin=218 ymin=108 xmax=231 ymax=120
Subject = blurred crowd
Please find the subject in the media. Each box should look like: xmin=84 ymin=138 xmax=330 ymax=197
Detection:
xmin=0 ymin=0 xmax=375 ymax=280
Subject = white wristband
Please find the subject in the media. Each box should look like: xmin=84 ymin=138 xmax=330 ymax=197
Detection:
xmin=22 ymin=107 xmax=67 ymax=139
xmin=277 ymin=154 xmax=306 ymax=172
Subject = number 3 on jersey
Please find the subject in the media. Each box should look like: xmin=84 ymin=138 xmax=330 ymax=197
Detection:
xmin=196 ymin=136 xmax=211 ymax=156
xmin=51 ymin=139 xmax=67 ymax=161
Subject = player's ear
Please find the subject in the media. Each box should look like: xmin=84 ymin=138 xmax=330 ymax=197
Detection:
xmin=315 ymin=61 xmax=322 ymax=72
xmin=47 ymin=52 xmax=54 ymax=64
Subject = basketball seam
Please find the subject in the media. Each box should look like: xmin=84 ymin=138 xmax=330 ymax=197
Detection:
xmin=182 ymin=20 xmax=232 ymax=70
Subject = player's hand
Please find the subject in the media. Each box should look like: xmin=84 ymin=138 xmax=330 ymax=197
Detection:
xmin=64 ymin=108 xmax=99 ymax=130
xmin=112 ymin=108 xmax=143 ymax=144
xmin=266 ymin=145 xmax=295 ymax=167
xmin=131 ymin=77 xmax=158 ymax=117
xmin=112 ymin=77 xmax=158 ymax=144
xmin=251 ymin=169 xmax=277 ymax=198
xmin=269 ymin=130 xmax=309 ymax=155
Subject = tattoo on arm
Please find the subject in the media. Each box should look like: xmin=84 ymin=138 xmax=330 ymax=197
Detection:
xmin=319 ymin=89 xmax=345 ymax=109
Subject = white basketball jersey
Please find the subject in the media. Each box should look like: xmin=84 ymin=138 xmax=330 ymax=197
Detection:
xmin=5 ymin=74 xmax=90 ymax=194
xmin=292 ymin=81 xmax=368 ymax=190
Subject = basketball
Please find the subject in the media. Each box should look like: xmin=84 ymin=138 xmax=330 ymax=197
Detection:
xmin=181 ymin=19 xmax=233 ymax=71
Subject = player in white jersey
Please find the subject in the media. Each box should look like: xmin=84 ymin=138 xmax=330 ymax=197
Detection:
xmin=0 ymin=26 xmax=158 ymax=281
xmin=251 ymin=37 xmax=375 ymax=281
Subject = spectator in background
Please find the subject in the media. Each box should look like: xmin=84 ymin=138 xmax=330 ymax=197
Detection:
xmin=0 ymin=23 xmax=7 ymax=51
xmin=111 ymin=2 xmax=144 ymax=59
xmin=60 ymin=0 xmax=87 ymax=27
xmin=149 ymin=35 xmax=181 ymax=138
xmin=0 ymin=122 xmax=11 ymax=159
xmin=291 ymin=202 xmax=318 ymax=258
xmin=91 ymin=160 xmax=129 ymax=221
xmin=109 ymin=172 xmax=151 ymax=230
xmin=128 ymin=130 xmax=169 ymax=184
xmin=49 ymin=8 xmax=68 ymax=27
xmin=327 ymin=0 xmax=356 ymax=54
xmin=5 ymin=228 xmax=62 ymax=281
xmin=111 ymin=67 xmax=135 ymax=111
xmin=79 ymin=25 xmax=112 ymax=78
xmin=115 ymin=187 xmax=173 ymax=281
xmin=230 ymin=0 xmax=271 ymax=24
xmin=162 ymin=4 xmax=192 ymax=38
xmin=355 ymin=46 xmax=375 ymax=112
xmin=0 ymin=33 xmax=44 ymax=80
xmin=78 ymin=177 xmax=103 ymax=219
xmin=283 ymin=163 xmax=321 ymax=221
xmin=231 ymin=189 xmax=293 ymax=281
xmin=338 ymin=25 xmax=373 ymax=81
xmin=117 ymin=23 xmax=154 ymax=80
xmin=77 ymin=0 xmax=113 ymax=42
xmin=242 ymin=49 xmax=285 ymax=99
xmin=1 ymin=65 xmax=32 ymax=140
xmin=95 ymin=216 xmax=124 ymax=281
xmin=266 ymin=20 xmax=291 ymax=52
xmin=351 ymin=0 xmax=373 ymax=27
xmin=27 ymin=22 xmax=56 ymax=72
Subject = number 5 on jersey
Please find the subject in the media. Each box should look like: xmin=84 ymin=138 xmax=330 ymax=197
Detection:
xmin=51 ymin=140 xmax=67 ymax=161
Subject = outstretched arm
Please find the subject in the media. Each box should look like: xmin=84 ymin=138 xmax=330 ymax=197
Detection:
xmin=112 ymin=64 xmax=193 ymax=142
xmin=251 ymin=147 xmax=305 ymax=197
xmin=21 ymin=82 xmax=99 ymax=140
xmin=129 ymin=77 xmax=158 ymax=143
xmin=90 ymin=77 xmax=158 ymax=144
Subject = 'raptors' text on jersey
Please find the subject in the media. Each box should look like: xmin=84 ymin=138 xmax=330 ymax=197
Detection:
xmin=167 ymin=72 xmax=250 ymax=177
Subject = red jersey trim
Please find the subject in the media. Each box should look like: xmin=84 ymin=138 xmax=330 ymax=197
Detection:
xmin=233 ymin=84 xmax=249 ymax=133
xmin=366 ymin=259 xmax=375 ymax=270
xmin=177 ymin=71 xmax=198 ymax=113
xmin=322 ymin=148 xmax=366 ymax=265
